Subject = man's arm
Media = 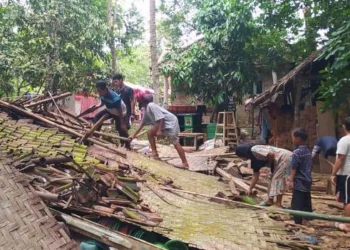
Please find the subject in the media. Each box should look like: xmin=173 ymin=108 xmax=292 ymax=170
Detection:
xmin=331 ymin=154 xmax=346 ymax=185
xmin=116 ymin=107 xmax=126 ymax=130
xmin=130 ymin=89 xmax=135 ymax=115
xmin=288 ymin=169 xmax=297 ymax=189
xmin=249 ymin=172 xmax=260 ymax=195
xmin=311 ymin=145 xmax=321 ymax=161
xmin=289 ymin=152 xmax=299 ymax=189
xmin=130 ymin=123 xmax=145 ymax=139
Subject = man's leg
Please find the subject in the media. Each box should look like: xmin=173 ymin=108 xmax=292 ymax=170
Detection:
xmin=275 ymin=194 xmax=283 ymax=207
xmin=148 ymin=128 xmax=158 ymax=157
xmin=115 ymin=116 xmax=130 ymax=149
xmin=93 ymin=109 xmax=110 ymax=131
xmin=125 ymin=113 xmax=131 ymax=130
xmin=291 ymin=190 xmax=304 ymax=224
xmin=174 ymin=142 xmax=189 ymax=168
xmin=344 ymin=203 xmax=350 ymax=231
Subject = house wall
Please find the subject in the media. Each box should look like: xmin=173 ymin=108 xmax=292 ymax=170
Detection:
xmin=269 ymin=105 xmax=317 ymax=151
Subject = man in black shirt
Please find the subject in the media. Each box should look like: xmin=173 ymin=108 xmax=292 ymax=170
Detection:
xmin=112 ymin=74 xmax=135 ymax=130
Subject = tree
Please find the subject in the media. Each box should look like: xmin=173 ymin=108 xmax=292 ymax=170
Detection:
xmin=318 ymin=21 xmax=350 ymax=112
xmin=149 ymin=0 xmax=160 ymax=103
xmin=162 ymin=0 xmax=257 ymax=106
xmin=118 ymin=46 xmax=152 ymax=86
xmin=159 ymin=0 xmax=202 ymax=46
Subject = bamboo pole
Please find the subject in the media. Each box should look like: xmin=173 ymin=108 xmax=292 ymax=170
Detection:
xmin=48 ymin=91 xmax=66 ymax=122
xmin=60 ymin=108 xmax=90 ymax=126
xmin=0 ymin=100 xmax=126 ymax=158
xmin=216 ymin=167 xmax=259 ymax=195
xmin=93 ymin=130 xmax=129 ymax=141
xmin=36 ymin=191 xmax=60 ymax=202
xmin=161 ymin=187 xmax=350 ymax=223
xmin=93 ymin=128 xmax=148 ymax=142
xmin=80 ymin=113 xmax=109 ymax=143
xmin=25 ymin=92 xmax=72 ymax=108
xmin=52 ymin=210 xmax=160 ymax=250
xmin=31 ymin=156 xmax=73 ymax=166
xmin=57 ymin=211 xmax=132 ymax=249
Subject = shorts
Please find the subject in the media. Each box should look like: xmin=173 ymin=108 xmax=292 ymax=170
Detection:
xmin=162 ymin=123 xmax=180 ymax=145
xmin=336 ymin=175 xmax=350 ymax=204
xmin=324 ymin=148 xmax=337 ymax=158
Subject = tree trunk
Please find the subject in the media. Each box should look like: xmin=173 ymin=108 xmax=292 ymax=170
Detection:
xmin=111 ymin=0 xmax=117 ymax=73
xmin=149 ymin=0 xmax=160 ymax=103
xmin=272 ymin=71 xmax=278 ymax=85
xmin=107 ymin=0 xmax=117 ymax=74
xmin=293 ymin=76 xmax=302 ymax=128
xmin=163 ymin=75 xmax=169 ymax=106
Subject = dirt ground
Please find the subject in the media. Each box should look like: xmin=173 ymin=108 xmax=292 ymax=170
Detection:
xmin=268 ymin=173 xmax=350 ymax=250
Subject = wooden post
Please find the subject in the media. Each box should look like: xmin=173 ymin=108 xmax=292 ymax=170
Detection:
xmin=251 ymin=106 xmax=255 ymax=137
xmin=164 ymin=75 xmax=169 ymax=106
xmin=293 ymin=76 xmax=302 ymax=128
xmin=80 ymin=113 xmax=109 ymax=143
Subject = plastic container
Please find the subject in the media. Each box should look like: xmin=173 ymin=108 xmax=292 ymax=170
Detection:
xmin=184 ymin=116 xmax=193 ymax=127
xmin=165 ymin=240 xmax=189 ymax=250
xmin=154 ymin=243 xmax=168 ymax=249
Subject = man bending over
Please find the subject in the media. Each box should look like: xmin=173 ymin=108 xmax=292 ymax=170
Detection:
xmin=130 ymin=94 xmax=189 ymax=169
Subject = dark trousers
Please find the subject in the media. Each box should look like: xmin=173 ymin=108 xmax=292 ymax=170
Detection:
xmin=291 ymin=190 xmax=313 ymax=224
xmin=93 ymin=110 xmax=130 ymax=148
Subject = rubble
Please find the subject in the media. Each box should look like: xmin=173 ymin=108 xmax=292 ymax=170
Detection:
xmin=0 ymin=92 xmax=349 ymax=249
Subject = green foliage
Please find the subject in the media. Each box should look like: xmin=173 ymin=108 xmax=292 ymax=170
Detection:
xmin=318 ymin=21 xmax=350 ymax=112
xmin=118 ymin=46 xmax=152 ymax=86
xmin=164 ymin=0 xmax=257 ymax=105
xmin=0 ymin=0 xmax=144 ymax=95
xmin=159 ymin=0 xmax=202 ymax=46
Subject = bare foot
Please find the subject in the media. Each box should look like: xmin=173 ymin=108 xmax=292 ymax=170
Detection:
xmin=145 ymin=152 xmax=159 ymax=160
xmin=335 ymin=222 xmax=350 ymax=232
xmin=182 ymin=163 xmax=189 ymax=169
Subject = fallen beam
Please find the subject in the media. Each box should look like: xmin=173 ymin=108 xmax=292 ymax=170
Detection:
xmin=0 ymin=100 xmax=126 ymax=158
xmin=80 ymin=113 xmax=109 ymax=143
xmin=60 ymin=108 xmax=90 ymax=126
xmin=25 ymin=92 xmax=72 ymax=108
xmin=54 ymin=210 xmax=161 ymax=250
xmin=216 ymin=167 xmax=258 ymax=195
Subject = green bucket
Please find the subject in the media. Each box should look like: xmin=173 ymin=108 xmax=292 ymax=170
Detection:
xmin=165 ymin=240 xmax=189 ymax=250
xmin=154 ymin=242 xmax=168 ymax=249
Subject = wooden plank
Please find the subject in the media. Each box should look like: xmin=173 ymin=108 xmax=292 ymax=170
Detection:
xmin=216 ymin=168 xmax=258 ymax=195
xmin=56 ymin=211 xmax=161 ymax=250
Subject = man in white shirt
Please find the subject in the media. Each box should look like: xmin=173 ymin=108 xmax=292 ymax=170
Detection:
xmin=332 ymin=117 xmax=350 ymax=232
xmin=130 ymin=94 xmax=189 ymax=169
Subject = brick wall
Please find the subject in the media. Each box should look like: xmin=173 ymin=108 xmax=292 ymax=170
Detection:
xmin=270 ymin=106 xmax=317 ymax=151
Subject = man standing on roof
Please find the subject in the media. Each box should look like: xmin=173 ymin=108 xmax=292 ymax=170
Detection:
xmin=130 ymin=94 xmax=189 ymax=169
xmin=112 ymin=74 xmax=134 ymax=129
xmin=93 ymin=80 xmax=130 ymax=149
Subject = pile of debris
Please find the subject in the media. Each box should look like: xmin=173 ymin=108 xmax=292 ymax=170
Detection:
xmin=0 ymin=111 xmax=162 ymax=228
